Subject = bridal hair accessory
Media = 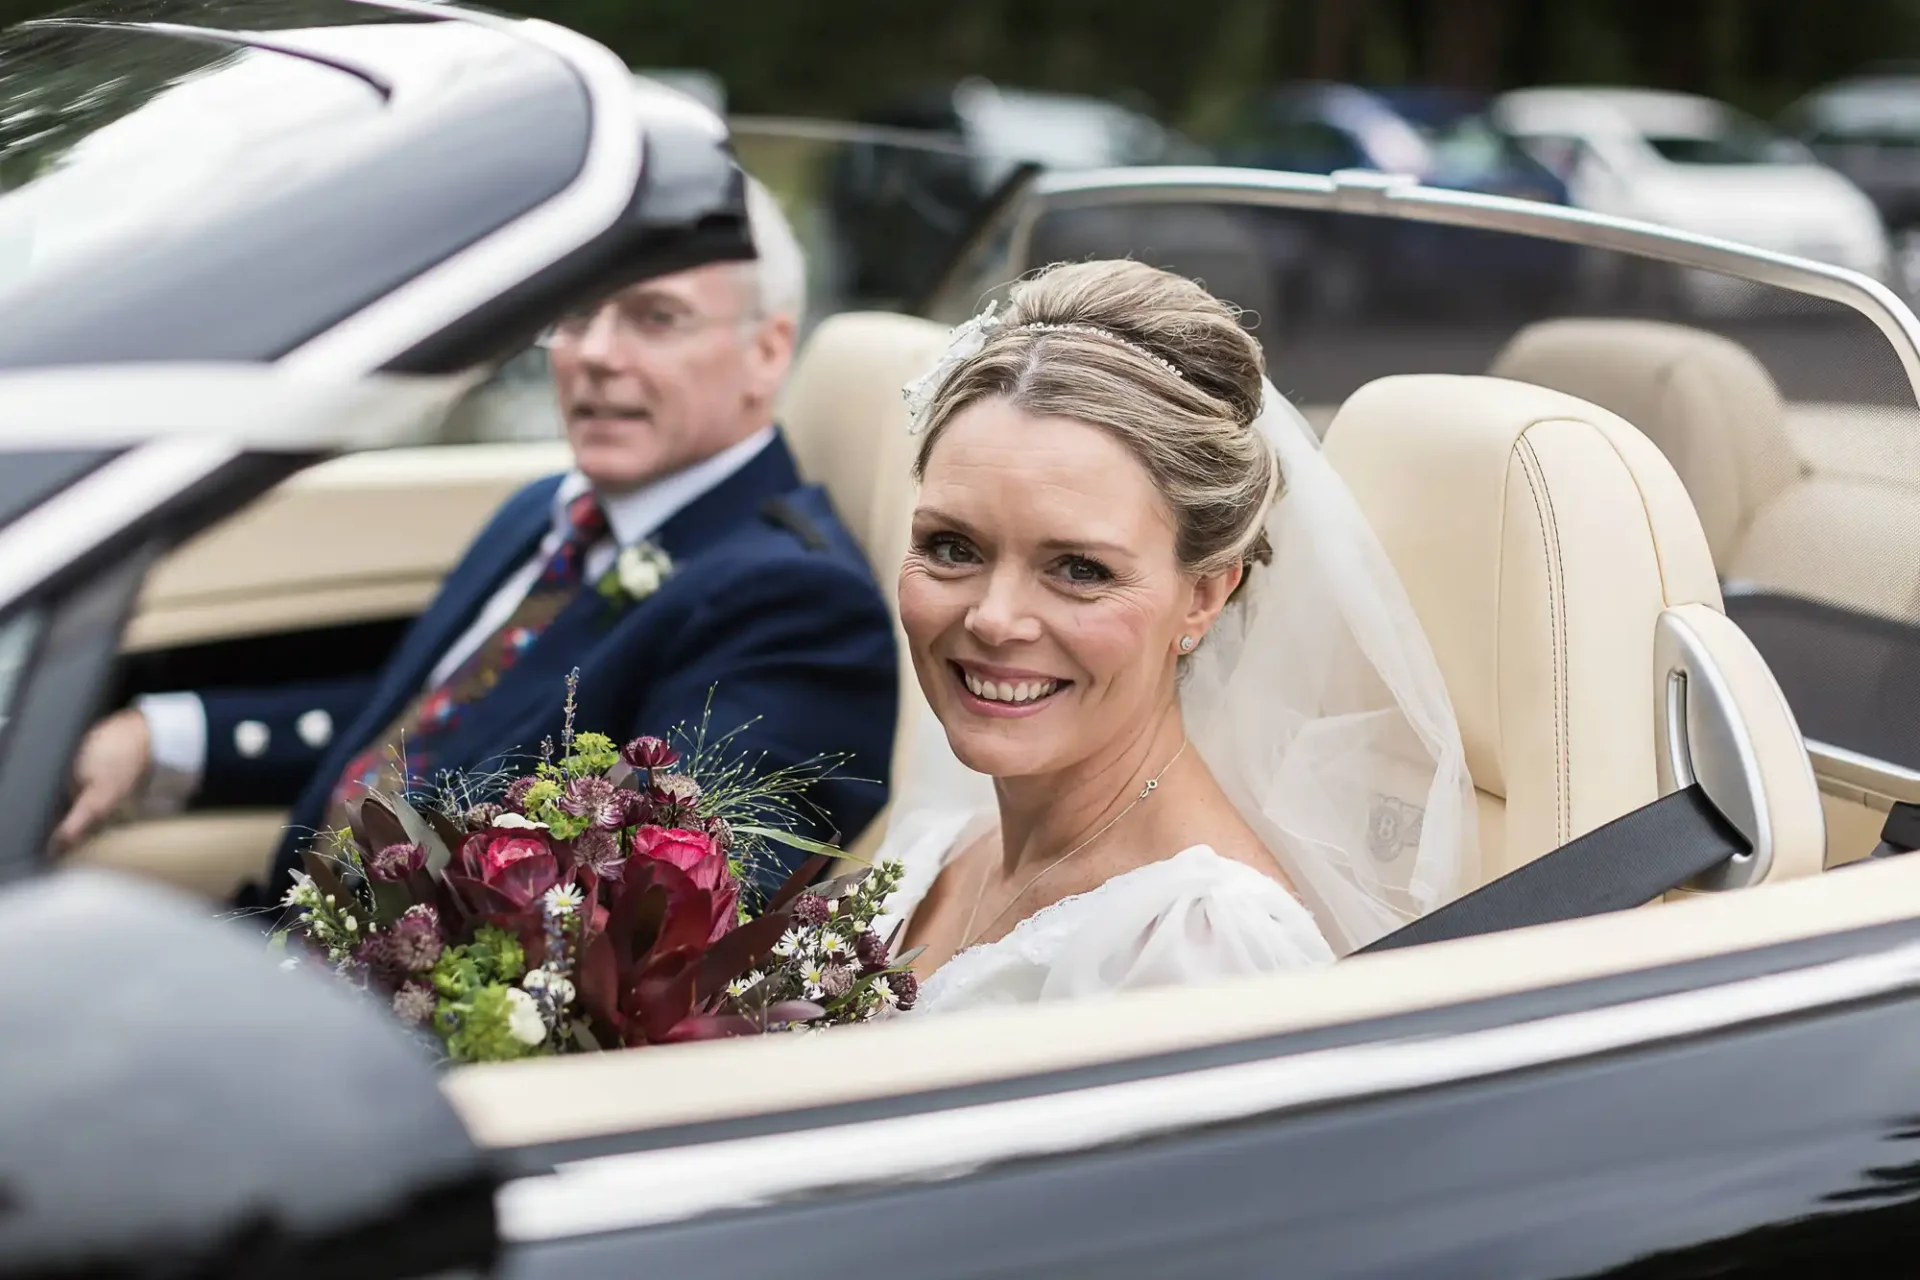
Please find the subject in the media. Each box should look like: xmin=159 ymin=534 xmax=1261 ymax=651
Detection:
xmin=956 ymin=738 xmax=1190 ymax=951
xmin=900 ymin=300 xmax=1184 ymax=434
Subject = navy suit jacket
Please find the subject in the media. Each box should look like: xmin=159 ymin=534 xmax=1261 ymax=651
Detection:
xmin=212 ymin=434 xmax=897 ymax=906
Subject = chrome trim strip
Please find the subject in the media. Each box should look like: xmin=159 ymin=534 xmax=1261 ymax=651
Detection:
xmin=1016 ymin=167 xmax=1920 ymax=405
xmin=497 ymin=938 xmax=1920 ymax=1242
xmin=280 ymin=1 xmax=643 ymax=378
xmin=0 ymin=439 xmax=243 ymax=615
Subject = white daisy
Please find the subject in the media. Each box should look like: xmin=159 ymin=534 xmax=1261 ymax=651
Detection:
xmin=543 ymin=883 xmax=585 ymax=917
xmin=799 ymin=961 xmax=827 ymax=1000
xmin=820 ymin=932 xmax=852 ymax=960
xmin=772 ymin=929 xmax=805 ymax=959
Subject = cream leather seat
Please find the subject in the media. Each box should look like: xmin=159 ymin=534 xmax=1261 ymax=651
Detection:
xmin=780 ymin=312 xmax=952 ymax=854
xmin=1324 ymin=374 xmax=1824 ymax=887
xmin=1489 ymin=318 xmax=1920 ymax=622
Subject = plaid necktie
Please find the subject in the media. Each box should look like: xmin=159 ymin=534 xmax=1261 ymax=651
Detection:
xmin=322 ymin=492 xmax=610 ymax=832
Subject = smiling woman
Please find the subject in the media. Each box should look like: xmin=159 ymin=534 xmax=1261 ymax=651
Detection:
xmin=855 ymin=259 xmax=1475 ymax=1011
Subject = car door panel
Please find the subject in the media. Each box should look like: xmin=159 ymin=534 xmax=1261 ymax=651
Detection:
xmin=495 ymin=937 xmax=1920 ymax=1279
xmin=124 ymin=441 xmax=569 ymax=657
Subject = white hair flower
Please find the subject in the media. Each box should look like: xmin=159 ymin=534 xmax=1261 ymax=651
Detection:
xmin=901 ymin=300 xmax=1000 ymax=434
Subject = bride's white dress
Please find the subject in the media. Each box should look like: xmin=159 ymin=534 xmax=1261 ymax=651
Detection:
xmin=875 ymin=811 xmax=1336 ymax=1013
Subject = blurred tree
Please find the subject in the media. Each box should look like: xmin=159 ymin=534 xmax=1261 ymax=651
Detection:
xmin=3 ymin=0 xmax=1920 ymax=123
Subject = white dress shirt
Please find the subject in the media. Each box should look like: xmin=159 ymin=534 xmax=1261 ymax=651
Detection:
xmin=139 ymin=427 xmax=776 ymax=808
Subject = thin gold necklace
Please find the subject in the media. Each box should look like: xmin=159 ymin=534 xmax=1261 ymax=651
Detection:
xmin=957 ymin=738 xmax=1190 ymax=952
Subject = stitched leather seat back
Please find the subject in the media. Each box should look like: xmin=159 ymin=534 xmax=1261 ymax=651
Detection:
xmin=1325 ymin=374 xmax=1727 ymax=878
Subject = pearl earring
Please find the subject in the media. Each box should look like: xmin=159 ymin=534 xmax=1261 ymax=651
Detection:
xmin=1179 ymin=635 xmax=1197 ymax=653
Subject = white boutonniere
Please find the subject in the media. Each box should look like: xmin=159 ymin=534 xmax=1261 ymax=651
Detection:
xmin=596 ymin=540 xmax=673 ymax=612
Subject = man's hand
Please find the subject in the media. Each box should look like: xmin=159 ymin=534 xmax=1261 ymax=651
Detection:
xmin=53 ymin=708 xmax=151 ymax=853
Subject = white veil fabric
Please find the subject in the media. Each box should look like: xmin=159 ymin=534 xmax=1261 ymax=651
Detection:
xmin=883 ymin=378 xmax=1477 ymax=957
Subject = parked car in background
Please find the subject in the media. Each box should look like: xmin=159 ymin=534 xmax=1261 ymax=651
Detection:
xmin=1213 ymin=83 xmax=1578 ymax=323
xmin=821 ymin=78 xmax=1208 ymax=308
xmin=1782 ymin=70 xmax=1920 ymax=296
xmin=1495 ymin=87 xmax=1891 ymax=311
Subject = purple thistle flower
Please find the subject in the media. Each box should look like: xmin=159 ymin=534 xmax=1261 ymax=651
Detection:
xmin=651 ymin=772 xmax=702 ymax=810
xmin=613 ymin=788 xmax=651 ymax=828
xmin=855 ymin=929 xmax=890 ymax=973
xmin=820 ymin=964 xmax=854 ymax=1000
xmin=389 ymin=905 xmax=444 ymax=974
xmin=887 ymin=971 xmax=918 ymax=1010
xmin=391 ymin=981 xmax=436 ymax=1027
xmin=561 ymin=776 xmax=625 ymax=830
xmin=705 ymin=814 xmax=734 ymax=852
xmin=572 ymin=828 xmax=624 ymax=878
xmin=366 ymin=841 xmax=424 ymax=883
xmin=505 ymin=775 xmax=540 ymax=813
xmin=463 ymin=802 xmax=506 ymax=831
xmin=792 ymin=894 xmax=831 ymax=928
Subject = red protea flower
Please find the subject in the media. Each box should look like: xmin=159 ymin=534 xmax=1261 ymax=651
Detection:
xmin=449 ymin=828 xmax=561 ymax=914
xmin=629 ymin=826 xmax=738 ymax=943
xmin=622 ymin=736 xmax=679 ymax=771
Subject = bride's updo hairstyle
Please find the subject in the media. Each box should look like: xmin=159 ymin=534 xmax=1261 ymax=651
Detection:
xmin=913 ymin=259 xmax=1279 ymax=593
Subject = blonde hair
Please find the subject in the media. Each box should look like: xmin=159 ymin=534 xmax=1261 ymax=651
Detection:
xmin=914 ymin=260 xmax=1279 ymax=588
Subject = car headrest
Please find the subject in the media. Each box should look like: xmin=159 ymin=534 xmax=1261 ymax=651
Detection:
xmin=1488 ymin=319 xmax=1798 ymax=561
xmin=780 ymin=311 xmax=951 ymax=602
xmin=1324 ymin=375 xmax=1723 ymax=868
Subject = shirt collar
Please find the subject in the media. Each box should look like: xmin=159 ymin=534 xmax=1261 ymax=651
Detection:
xmin=552 ymin=425 xmax=776 ymax=546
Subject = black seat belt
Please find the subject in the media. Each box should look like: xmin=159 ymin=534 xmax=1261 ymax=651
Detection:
xmin=1357 ymin=783 xmax=1750 ymax=954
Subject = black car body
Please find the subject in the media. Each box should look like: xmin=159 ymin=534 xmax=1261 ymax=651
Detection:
xmin=10 ymin=6 xmax=1920 ymax=1280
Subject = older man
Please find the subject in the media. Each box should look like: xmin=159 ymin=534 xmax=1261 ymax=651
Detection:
xmin=57 ymin=178 xmax=897 ymax=902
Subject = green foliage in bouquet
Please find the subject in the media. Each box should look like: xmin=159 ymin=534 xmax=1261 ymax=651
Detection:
xmin=273 ymin=676 xmax=911 ymax=1064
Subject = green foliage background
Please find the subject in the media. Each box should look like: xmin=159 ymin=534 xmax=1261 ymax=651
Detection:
xmin=5 ymin=0 xmax=1920 ymax=126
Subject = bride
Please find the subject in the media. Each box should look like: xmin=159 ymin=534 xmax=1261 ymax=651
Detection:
xmin=870 ymin=259 xmax=1478 ymax=1013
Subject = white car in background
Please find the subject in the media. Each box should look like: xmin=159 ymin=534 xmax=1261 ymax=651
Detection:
xmin=1493 ymin=87 xmax=1891 ymax=310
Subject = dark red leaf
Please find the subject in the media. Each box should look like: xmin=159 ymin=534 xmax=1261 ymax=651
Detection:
xmin=632 ymin=948 xmax=701 ymax=1044
xmin=763 ymin=853 xmax=831 ymax=915
xmin=351 ymin=796 xmax=412 ymax=860
xmin=693 ymin=909 xmax=792 ymax=1005
xmin=658 ymin=1013 xmax=764 ymax=1043
xmin=763 ymin=1000 xmax=827 ymax=1026
xmin=652 ymin=888 xmax=714 ymax=960
xmin=577 ymin=932 xmax=624 ymax=1042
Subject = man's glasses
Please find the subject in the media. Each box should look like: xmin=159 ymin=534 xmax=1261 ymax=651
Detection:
xmin=537 ymin=296 xmax=760 ymax=350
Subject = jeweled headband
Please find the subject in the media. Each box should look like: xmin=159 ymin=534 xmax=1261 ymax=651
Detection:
xmin=901 ymin=301 xmax=1183 ymax=434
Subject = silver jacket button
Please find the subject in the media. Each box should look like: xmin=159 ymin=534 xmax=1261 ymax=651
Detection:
xmin=296 ymin=709 xmax=333 ymax=750
xmin=234 ymin=720 xmax=270 ymax=759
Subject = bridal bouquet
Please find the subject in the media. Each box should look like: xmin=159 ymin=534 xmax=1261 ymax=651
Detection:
xmin=275 ymin=697 xmax=918 ymax=1064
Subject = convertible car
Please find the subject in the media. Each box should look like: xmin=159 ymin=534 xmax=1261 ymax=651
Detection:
xmin=11 ymin=3 xmax=1920 ymax=1278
